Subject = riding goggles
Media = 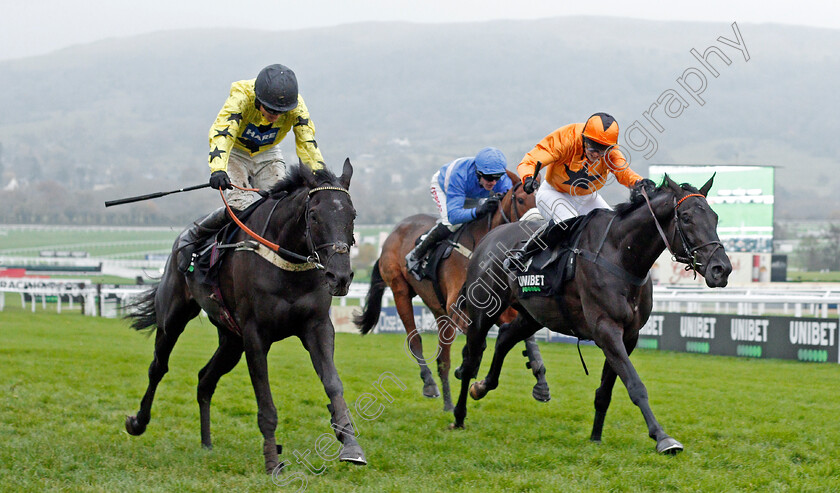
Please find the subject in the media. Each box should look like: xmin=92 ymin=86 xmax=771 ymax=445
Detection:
xmin=477 ymin=172 xmax=504 ymax=182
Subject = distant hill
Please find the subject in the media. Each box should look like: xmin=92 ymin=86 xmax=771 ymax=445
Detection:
xmin=0 ymin=17 xmax=838 ymax=224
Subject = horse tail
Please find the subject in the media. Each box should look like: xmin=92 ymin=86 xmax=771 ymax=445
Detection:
xmin=353 ymin=258 xmax=386 ymax=335
xmin=124 ymin=284 xmax=159 ymax=333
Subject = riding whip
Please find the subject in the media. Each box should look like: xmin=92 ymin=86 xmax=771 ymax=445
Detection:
xmin=104 ymin=183 xmax=211 ymax=207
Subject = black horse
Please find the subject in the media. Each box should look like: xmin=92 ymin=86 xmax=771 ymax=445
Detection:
xmin=452 ymin=175 xmax=732 ymax=454
xmin=125 ymin=160 xmax=365 ymax=474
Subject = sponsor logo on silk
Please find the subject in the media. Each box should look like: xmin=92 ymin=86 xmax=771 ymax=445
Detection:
xmin=241 ymin=124 xmax=280 ymax=147
xmin=517 ymin=274 xmax=545 ymax=293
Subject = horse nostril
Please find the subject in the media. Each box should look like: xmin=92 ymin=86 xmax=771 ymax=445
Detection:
xmin=711 ymin=265 xmax=724 ymax=279
xmin=325 ymin=272 xmax=337 ymax=284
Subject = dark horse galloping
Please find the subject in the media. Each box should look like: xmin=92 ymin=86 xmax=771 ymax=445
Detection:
xmin=452 ymin=175 xmax=732 ymax=454
xmin=125 ymin=160 xmax=365 ymax=474
xmin=354 ymin=170 xmax=548 ymax=412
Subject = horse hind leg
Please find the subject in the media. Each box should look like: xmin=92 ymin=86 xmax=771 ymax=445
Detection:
xmin=126 ymin=278 xmax=199 ymax=436
xmin=197 ymin=329 xmax=244 ymax=449
xmin=394 ymin=282 xmax=439 ymax=399
xmin=523 ymin=335 xmax=551 ymax=402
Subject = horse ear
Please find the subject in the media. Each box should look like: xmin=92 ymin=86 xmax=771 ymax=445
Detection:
xmin=699 ymin=173 xmax=716 ymax=197
xmin=663 ymin=174 xmax=679 ymax=191
xmin=340 ymin=158 xmax=353 ymax=189
xmin=507 ymin=169 xmax=520 ymax=184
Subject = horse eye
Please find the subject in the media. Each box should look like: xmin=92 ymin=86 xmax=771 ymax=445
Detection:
xmin=517 ymin=198 xmax=525 ymax=205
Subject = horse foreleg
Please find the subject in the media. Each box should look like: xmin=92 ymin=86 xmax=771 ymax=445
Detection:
xmin=394 ymin=283 xmax=439 ymax=398
xmin=590 ymin=360 xmax=618 ymax=443
xmin=126 ymin=294 xmax=198 ymax=436
xmin=596 ymin=325 xmax=683 ymax=454
xmin=302 ymin=322 xmax=367 ymax=466
xmin=471 ymin=316 xmax=539 ymax=401
xmin=243 ymin=332 xmax=282 ymax=474
xmin=197 ymin=329 xmax=244 ymax=449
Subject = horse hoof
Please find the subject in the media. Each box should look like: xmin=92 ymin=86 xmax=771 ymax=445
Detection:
xmin=656 ymin=437 xmax=684 ymax=455
xmin=449 ymin=422 xmax=464 ymax=430
xmin=423 ymin=383 xmax=440 ymax=398
xmin=125 ymin=415 xmax=146 ymax=436
xmin=201 ymin=442 xmax=213 ymax=450
xmin=469 ymin=381 xmax=487 ymax=400
xmin=265 ymin=460 xmax=279 ymax=475
xmin=443 ymin=402 xmax=454 ymax=413
xmin=339 ymin=444 xmax=367 ymax=465
xmin=532 ymin=382 xmax=551 ymax=402
xmin=454 ymin=366 xmax=463 ymax=380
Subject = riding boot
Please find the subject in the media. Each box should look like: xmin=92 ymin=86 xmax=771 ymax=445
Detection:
xmin=503 ymin=219 xmax=560 ymax=271
xmin=177 ymin=207 xmax=230 ymax=273
xmin=405 ymin=222 xmax=452 ymax=281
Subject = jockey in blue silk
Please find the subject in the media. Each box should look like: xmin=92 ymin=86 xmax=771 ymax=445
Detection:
xmin=405 ymin=147 xmax=511 ymax=280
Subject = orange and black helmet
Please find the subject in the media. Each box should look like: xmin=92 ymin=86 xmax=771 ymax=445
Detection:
xmin=582 ymin=112 xmax=619 ymax=150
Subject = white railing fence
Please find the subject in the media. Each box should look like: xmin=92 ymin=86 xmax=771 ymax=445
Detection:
xmin=3 ymin=282 xmax=839 ymax=320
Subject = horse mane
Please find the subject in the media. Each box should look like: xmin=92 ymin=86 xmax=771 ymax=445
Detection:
xmin=613 ymin=179 xmax=702 ymax=217
xmin=268 ymin=164 xmax=340 ymax=198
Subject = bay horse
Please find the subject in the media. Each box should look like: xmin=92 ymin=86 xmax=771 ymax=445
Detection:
xmin=354 ymin=170 xmax=549 ymax=412
xmin=124 ymin=160 xmax=365 ymax=474
xmin=452 ymin=175 xmax=732 ymax=454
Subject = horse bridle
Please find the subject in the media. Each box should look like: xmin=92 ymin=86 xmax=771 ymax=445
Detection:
xmin=221 ymin=184 xmax=351 ymax=270
xmin=303 ymin=186 xmax=352 ymax=267
xmin=641 ymin=188 xmax=724 ymax=277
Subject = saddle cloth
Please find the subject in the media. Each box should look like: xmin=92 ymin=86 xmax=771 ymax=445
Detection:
xmin=512 ymin=213 xmax=593 ymax=299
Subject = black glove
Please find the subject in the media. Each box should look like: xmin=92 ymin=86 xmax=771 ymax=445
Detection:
xmin=522 ymin=175 xmax=538 ymax=194
xmin=474 ymin=196 xmax=500 ymax=218
xmin=635 ymin=178 xmax=656 ymax=194
xmin=209 ymin=170 xmax=233 ymax=190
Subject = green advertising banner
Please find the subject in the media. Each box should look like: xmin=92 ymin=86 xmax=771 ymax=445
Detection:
xmin=649 ymin=165 xmax=774 ymax=253
xmin=639 ymin=312 xmax=839 ymax=363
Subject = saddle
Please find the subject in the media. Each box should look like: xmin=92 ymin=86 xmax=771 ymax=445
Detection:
xmin=414 ymin=226 xmax=471 ymax=306
xmin=187 ymin=200 xmax=269 ymax=335
xmin=189 ymin=198 xmax=269 ymax=285
xmin=512 ymin=213 xmax=594 ymax=299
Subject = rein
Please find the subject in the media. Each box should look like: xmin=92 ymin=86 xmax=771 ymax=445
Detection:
xmin=496 ymin=182 xmax=523 ymax=225
xmin=641 ymin=188 xmax=724 ymax=277
xmin=219 ymin=183 xmax=351 ymax=271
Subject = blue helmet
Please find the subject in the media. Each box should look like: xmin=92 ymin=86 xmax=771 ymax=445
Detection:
xmin=474 ymin=147 xmax=507 ymax=175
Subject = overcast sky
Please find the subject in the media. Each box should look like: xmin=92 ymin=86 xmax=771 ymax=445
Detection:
xmin=2 ymin=0 xmax=838 ymax=61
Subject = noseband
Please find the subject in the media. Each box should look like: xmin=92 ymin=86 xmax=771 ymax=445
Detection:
xmin=642 ymin=189 xmax=724 ymax=277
